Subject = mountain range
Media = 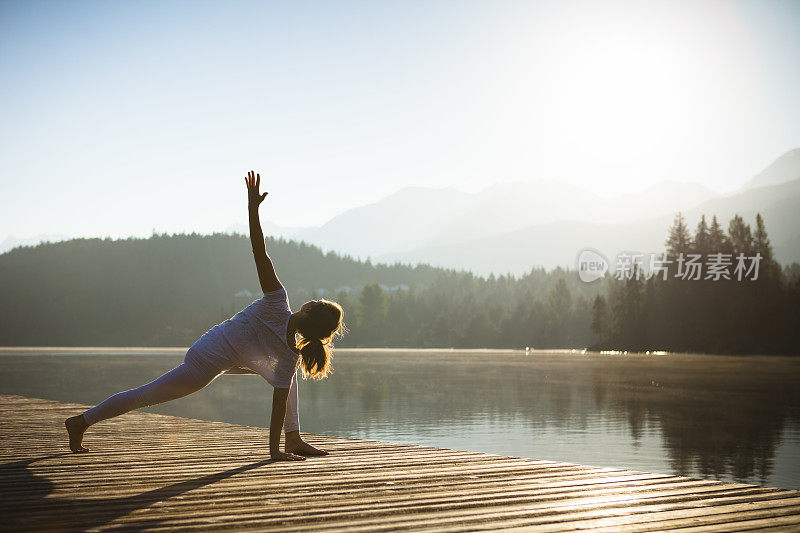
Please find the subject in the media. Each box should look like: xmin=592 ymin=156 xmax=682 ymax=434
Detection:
xmin=4 ymin=149 xmax=799 ymax=274
xmin=236 ymin=148 xmax=800 ymax=274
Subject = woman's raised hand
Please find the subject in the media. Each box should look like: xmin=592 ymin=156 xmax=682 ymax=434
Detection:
xmin=245 ymin=170 xmax=268 ymax=207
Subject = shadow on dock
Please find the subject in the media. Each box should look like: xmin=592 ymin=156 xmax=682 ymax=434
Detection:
xmin=1 ymin=454 xmax=281 ymax=530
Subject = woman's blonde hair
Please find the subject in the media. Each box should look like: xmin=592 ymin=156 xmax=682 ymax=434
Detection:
xmin=296 ymin=299 xmax=346 ymax=380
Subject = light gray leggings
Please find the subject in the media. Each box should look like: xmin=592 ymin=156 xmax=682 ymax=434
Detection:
xmin=82 ymin=351 xmax=300 ymax=432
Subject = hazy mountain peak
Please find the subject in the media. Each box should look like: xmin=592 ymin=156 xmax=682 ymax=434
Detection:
xmin=744 ymin=148 xmax=800 ymax=190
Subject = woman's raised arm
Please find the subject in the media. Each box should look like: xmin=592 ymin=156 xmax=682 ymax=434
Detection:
xmin=245 ymin=170 xmax=283 ymax=293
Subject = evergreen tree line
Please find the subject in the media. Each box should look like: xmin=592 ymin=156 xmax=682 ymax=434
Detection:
xmin=0 ymin=233 xmax=442 ymax=346
xmin=590 ymin=213 xmax=800 ymax=354
xmin=330 ymin=269 xmax=600 ymax=348
xmin=0 ymin=233 xmax=601 ymax=348
xmin=1 ymin=217 xmax=797 ymax=354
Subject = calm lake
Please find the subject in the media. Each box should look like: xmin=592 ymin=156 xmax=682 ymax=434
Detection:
xmin=2 ymin=348 xmax=799 ymax=489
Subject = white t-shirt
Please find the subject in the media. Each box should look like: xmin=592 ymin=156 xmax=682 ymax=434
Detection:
xmin=201 ymin=287 xmax=300 ymax=389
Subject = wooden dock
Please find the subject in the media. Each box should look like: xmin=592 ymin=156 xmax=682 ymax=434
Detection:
xmin=2 ymin=394 xmax=799 ymax=532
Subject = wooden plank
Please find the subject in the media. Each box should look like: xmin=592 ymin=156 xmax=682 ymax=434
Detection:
xmin=1 ymin=393 xmax=798 ymax=532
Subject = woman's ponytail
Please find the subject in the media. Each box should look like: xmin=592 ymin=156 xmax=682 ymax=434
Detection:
xmin=299 ymin=337 xmax=328 ymax=379
xmin=296 ymin=299 xmax=345 ymax=381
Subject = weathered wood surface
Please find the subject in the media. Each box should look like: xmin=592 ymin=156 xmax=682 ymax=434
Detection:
xmin=1 ymin=394 xmax=799 ymax=532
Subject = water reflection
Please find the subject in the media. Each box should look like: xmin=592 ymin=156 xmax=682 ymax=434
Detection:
xmin=1 ymin=349 xmax=798 ymax=488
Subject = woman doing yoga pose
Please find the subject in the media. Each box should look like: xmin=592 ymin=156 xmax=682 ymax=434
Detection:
xmin=65 ymin=171 xmax=345 ymax=461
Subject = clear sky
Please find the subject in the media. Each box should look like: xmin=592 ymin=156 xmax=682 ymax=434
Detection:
xmin=1 ymin=0 xmax=799 ymax=239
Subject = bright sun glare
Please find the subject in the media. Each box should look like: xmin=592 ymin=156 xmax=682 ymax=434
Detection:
xmin=478 ymin=0 xmax=763 ymax=195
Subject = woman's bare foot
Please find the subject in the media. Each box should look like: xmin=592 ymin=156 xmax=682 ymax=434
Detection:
xmin=285 ymin=431 xmax=328 ymax=456
xmin=65 ymin=414 xmax=89 ymax=453
xmin=286 ymin=440 xmax=328 ymax=456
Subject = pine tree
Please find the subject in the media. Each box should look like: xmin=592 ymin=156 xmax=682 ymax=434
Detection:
xmin=727 ymin=214 xmax=754 ymax=256
xmin=753 ymin=213 xmax=779 ymax=280
xmin=666 ymin=212 xmax=691 ymax=257
xmin=693 ymin=215 xmax=710 ymax=257
xmin=708 ymin=215 xmax=729 ymax=254
xmin=754 ymin=213 xmax=774 ymax=263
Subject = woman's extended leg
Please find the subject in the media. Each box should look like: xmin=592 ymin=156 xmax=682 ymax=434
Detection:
xmin=66 ymin=360 xmax=219 ymax=452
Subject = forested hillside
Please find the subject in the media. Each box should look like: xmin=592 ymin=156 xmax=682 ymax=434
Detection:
xmin=590 ymin=214 xmax=800 ymax=354
xmin=0 ymin=233 xmax=598 ymax=347
xmin=0 ymin=233 xmax=438 ymax=346
xmin=1 ymin=217 xmax=797 ymax=354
